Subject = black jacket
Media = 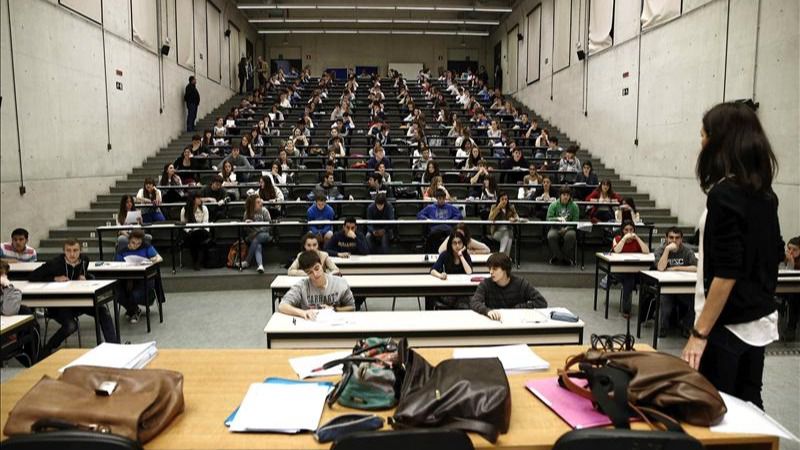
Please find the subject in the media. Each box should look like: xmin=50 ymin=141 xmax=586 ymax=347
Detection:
xmin=184 ymin=83 xmax=200 ymax=105
xmin=703 ymin=179 xmax=783 ymax=325
xmin=30 ymin=254 xmax=91 ymax=281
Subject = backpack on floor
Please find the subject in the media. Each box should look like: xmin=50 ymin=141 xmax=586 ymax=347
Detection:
xmin=226 ymin=240 xmax=248 ymax=269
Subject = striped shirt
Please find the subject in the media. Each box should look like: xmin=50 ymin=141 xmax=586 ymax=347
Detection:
xmin=0 ymin=242 xmax=37 ymax=262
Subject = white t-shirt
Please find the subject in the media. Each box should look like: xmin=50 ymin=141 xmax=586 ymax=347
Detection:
xmin=694 ymin=208 xmax=778 ymax=346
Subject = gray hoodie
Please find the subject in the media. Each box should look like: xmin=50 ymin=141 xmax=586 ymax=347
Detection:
xmin=1 ymin=283 xmax=23 ymax=316
xmin=280 ymin=274 xmax=354 ymax=310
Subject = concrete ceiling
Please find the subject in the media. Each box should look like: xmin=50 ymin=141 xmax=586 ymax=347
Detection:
xmin=235 ymin=0 xmax=513 ymax=34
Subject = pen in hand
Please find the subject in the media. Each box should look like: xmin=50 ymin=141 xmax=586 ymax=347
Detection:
xmin=292 ymin=317 xmax=296 ymax=325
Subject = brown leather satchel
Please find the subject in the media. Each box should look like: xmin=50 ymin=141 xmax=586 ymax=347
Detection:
xmin=389 ymin=349 xmax=511 ymax=443
xmin=558 ymin=350 xmax=727 ymax=429
xmin=4 ymin=366 xmax=184 ymax=443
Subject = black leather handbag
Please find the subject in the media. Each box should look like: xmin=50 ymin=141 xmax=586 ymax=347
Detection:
xmin=388 ymin=349 xmax=511 ymax=443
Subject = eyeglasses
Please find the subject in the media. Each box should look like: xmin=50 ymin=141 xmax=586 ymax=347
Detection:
xmin=590 ymin=333 xmax=635 ymax=352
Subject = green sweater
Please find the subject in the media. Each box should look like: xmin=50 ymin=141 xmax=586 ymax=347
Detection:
xmin=546 ymin=200 xmax=580 ymax=221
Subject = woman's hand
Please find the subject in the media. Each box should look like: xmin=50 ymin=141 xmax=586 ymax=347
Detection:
xmin=682 ymin=335 xmax=707 ymax=370
xmin=487 ymin=310 xmax=502 ymax=321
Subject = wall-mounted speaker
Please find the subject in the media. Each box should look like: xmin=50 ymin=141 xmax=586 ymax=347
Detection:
xmin=576 ymin=49 xmax=585 ymax=60
xmin=224 ymin=29 xmax=231 ymax=38
xmin=160 ymin=44 xmax=170 ymax=56
xmin=517 ymin=33 xmax=524 ymax=41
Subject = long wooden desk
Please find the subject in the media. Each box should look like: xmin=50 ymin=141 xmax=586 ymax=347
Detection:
xmin=638 ymin=270 xmax=800 ymax=349
xmin=0 ymin=315 xmax=34 ymax=337
xmin=12 ymin=280 xmax=119 ymax=344
xmin=0 ymin=347 xmax=777 ymax=450
xmin=0 ymin=315 xmax=36 ymax=362
xmin=264 ymin=309 xmax=584 ymax=349
xmin=270 ymin=274 xmax=484 ymax=313
xmin=330 ymin=253 xmax=490 ymax=274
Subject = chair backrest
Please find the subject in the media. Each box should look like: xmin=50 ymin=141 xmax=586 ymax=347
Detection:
xmin=330 ymin=429 xmax=474 ymax=450
xmin=553 ymin=428 xmax=703 ymax=450
xmin=2 ymin=430 xmax=143 ymax=450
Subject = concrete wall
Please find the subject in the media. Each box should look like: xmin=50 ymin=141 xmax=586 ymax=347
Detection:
xmin=1 ymin=0 xmax=257 ymax=247
xmin=490 ymin=0 xmax=799 ymax=236
xmin=262 ymin=34 xmax=488 ymax=78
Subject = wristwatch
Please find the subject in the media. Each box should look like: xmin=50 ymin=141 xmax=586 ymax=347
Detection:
xmin=690 ymin=327 xmax=709 ymax=340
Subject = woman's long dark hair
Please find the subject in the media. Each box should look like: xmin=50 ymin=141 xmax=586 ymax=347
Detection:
xmin=696 ymin=102 xmax=778 ymax=193
xmin=184 ymin=192 xmax=199 ymax=224
xmin=259 ymin=175 xmax=277 ymax=201
xmin=118 ymin=195 xmax=135 ymax=225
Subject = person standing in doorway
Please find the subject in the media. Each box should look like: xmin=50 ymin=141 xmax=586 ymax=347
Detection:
xmin=184 ymin=76 xmax=200 ymax=132
xmin=238 ymin=57 xmax=247 ymax=95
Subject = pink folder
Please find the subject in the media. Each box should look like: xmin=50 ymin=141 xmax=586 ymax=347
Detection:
xmin=525 ymin=377 xmax=613 ymax=429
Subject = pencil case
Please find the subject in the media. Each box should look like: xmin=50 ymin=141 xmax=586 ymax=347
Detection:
xmin=313 ymin=414 xmax=384 ymax=443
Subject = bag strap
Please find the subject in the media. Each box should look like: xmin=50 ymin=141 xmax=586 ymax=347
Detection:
xmin=629 ymin=404 xmax=684 ymax=433
xmin=585 ymin=365 xmax=633 ymax=430
xmin=440 ymin=417 xmax=499 ymax=444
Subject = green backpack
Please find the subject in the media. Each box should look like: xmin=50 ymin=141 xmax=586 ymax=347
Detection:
xmin=324 ymin=337 xmax=406 ymax=410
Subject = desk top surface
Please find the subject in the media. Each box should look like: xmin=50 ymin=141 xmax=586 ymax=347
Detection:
xmin=642 ymin=270 xmax=799 ymax=284
xmin=0 ymin=347 xmax=774 ymax=450
xmin=330 ymin=253 xmax=490 ymax=265
xmin=9 ymin=261 xmax=154 ymax=273
xmin=265 ymin=308 xmax=584 ymax=334
xmin=595 ymin=252 xmax=656 ymax=263
xmin=271 ymin=273 xmax=486 ymax=289
xmin=0 ymin=315 xmax=34 ymax=333
xmin=13 ymin=279 xmax=116 ymax=294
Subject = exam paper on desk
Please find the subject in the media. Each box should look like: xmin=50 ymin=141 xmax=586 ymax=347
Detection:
xmin=289 ymin=350 xmax=351 ymax=380
xmin=711 ymin=392 xmax=799 ymax=442
xmin=229 ymin=382 xmax=331 ymax=433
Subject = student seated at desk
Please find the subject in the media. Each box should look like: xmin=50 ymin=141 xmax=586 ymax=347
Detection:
xmin=243 ymin=195 xmax=272 ymax=274
xmin=654 ymin=227 xmax=698 ymax=338
xmin=307 ymin=194 xmax=336 ymax=245
xmin=1 ymin=261 xmax=39 ymax=366
xmin=278 ymin=251 xmax=355 ymax=320
xmin=115 ymin=230 xmax=163 ymax=324
xmin=0 ymin=228 xmax=37 ymax=264
xmin=366 ymin=194 xmax=395 ymax=254
xmin=181 ymin=192 xmax=213 ymax=270
xmin=136 ymin=178 xmax=166 ymax=223
xmin=612 ymin=220 xmax=650 ymax=318
xmin=437 ymin=224 xmax=491 ymax=255
xmin=325 ymin=217 xmax=369 ymax=258
xmin=428 ymin=229 xmax=473 ymax=310
xmin=288 ymin=233 xmax=339 ymax=276
xmin=546 ymin=187 xmax=580 ymax=266
xmin=200 ymin=175 xmax=230 ymax=221
xmin=418 ymin=189 xmax=462 ymax=253
xmin=489 ymin=192 xmax=519 ymax=256
xmin=615 ymin=197 xmax=641 ymax=223
xmin=470 ymin=253 xmax=548 ymax=321
xmin=30 ymin=239 xmax=119 ymax=356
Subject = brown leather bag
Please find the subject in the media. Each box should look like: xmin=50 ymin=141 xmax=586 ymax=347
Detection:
xmin=4 ymin=366 xmax=184 ymax=443
xmin=389 ymin=349 xmax=511 ymax=443
xmin=558 ymin=350 xmax=727 ymax=428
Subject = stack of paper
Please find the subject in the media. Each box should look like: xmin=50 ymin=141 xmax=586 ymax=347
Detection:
xmin=288 ymin=350 xmax=351 ymax=379
xmin=123 ymin=255 xmax=151 ymax=265
xmin=229 ymin=382 xmax=331 ymax=433
xmin=453 ymin=344 xmax=549 ymax=372
xmin=711 ymin=392 xmax=799 ymax=442
xmin=60 ymin=341 xmax=158 ymax=372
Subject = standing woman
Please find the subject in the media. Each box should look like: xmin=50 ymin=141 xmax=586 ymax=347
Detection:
xmin=180 ymin=191 xmax=212 ymax=270
xmin=682 ymin=102 xmax=782 ymax=410
xmin=243 ymin=195 xmax=271 ymax=274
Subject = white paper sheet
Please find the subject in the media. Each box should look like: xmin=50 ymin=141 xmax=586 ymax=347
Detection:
xmin=288 ymin=350 xmax=351 ymax=379
xmin=124 ymin=211 xmax=142 ymax=224
xmin=42 ymin=282 xmax=71 ymax=290
xmin=711 ymin=392 xmax=799 ymax=442
xmin=453 ymin=344 xmax=549 ymax=372
xmin=60 ymin=341 xmax=158 ymax=372
xmin=229 ymin=382 xmax=331 ymax=433
xmin=312 ymin=308 xmax=350 ymax=326
xmin=123 ymin=255 xmax=151 ymax=265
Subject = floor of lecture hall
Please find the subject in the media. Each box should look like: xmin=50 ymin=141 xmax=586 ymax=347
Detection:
xmin=2 ymin=286 xmax=798 ymax=450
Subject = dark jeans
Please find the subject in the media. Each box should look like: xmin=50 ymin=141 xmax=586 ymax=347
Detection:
xmin=238 ymin=75 xmax=245 ymax=94
xmin=367 ymin=231 xmax=390 ymax=254
xmin=619 ymin=273 xmax=637 ymax=314
xmin=46 ymin=305 xmax=118 ymax=351
xmin=700 ymin=325 xmax=766 ymax=409
xmin=660 ymin=294 xmax=695 ymax=330
xmin=115 ymin=279 xmax=156 ymax=315
xmin=186 ymin=102 xmax=198 ymax=131
xmin=183 ymin=229 xmax=212 ymax=265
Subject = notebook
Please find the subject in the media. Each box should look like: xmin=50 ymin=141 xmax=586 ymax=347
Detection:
xmin=525 ymin=377 xmax=613 ymax=429
xmin=225 ymin=378 xmax=334 ymax=428
xmin=229 ymin=381 xmax=332 ymax=433
xmin=60 ymin=341 xmax=158 ymax=373
xmin=453 ymin=344 xmax=549 ymax=372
